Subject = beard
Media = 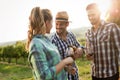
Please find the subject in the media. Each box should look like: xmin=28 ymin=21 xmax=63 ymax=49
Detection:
xmin=56 ymin=28 xmax=67 ymax=36
xmin=90 ymin=19 xmax=99 ymax=25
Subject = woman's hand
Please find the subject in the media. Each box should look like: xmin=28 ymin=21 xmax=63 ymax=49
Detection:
xmin=64 ymin=65 xmax=76 ymax=75
xmin=63 ymin=57 xmax=74 ymax=65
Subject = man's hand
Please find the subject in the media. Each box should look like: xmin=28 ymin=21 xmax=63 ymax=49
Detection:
xmin=86 ymin=54 xmax=94 ymax=60
xmin=73 ymin=47 xmax=83 ymax=59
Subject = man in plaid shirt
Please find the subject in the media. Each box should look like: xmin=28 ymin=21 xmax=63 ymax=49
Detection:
xmin=85 ymin=3 xmax=120 ymax=80
xmin=51 ymin=11 xmax=83 ymax=80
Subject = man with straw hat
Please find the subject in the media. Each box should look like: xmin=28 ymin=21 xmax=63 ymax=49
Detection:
xmin=51 ymin=11 xmax=84 ymax=80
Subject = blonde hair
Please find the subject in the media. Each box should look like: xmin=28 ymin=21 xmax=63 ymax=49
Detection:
xmin=41 ymin=9 xmax=52 ymax=22
xmin=26 ymin=7 xmax=46 ymax=50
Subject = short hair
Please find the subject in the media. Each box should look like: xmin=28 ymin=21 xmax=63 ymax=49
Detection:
xmin=86 ymin=3 xmax=99 ymax=11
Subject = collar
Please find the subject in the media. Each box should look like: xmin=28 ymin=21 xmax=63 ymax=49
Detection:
xmin=55 ymin=31 xmax=68 ymax=39
xmin=91 ymin=20 xmax=106 ymax=31
xmin=34 ymin=34 xmax=46 ymax=38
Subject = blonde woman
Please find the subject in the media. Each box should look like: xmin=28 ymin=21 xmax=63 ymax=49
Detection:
xmin=26 ymin=7 xmax=74 ymax=80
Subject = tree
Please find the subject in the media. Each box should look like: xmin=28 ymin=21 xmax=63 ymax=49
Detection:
xmin=14 ymin=41 xmax=28 ymax=64
xmin=2 ymin=45 xmax=14 ymax=63
xmin=0 ymin=47 xmax=3 ymax=61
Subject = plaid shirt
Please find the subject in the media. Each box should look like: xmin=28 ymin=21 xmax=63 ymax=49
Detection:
xmin=51 ymin=31 xmax=80 ymax=80
xmin=85 ymin=20 xmax=120 ymax=78
xmin=28 ymin=35 xmax=67 ymax=80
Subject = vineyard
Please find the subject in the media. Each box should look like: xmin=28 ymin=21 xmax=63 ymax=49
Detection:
xmin=0 ymin=36 xmax=119 ymax=80
xmin=0 ymin=41 xmax=28 ymax=64
xmin=0 ymin=38 xmax=93 ymax=80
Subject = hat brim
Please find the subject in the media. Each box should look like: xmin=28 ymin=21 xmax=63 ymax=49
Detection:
xmin=55 ymin=19 xmax=72 ymax=22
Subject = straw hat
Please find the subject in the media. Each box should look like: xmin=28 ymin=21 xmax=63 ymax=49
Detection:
xmin=55 ymin=11 xmax=70 ymax=22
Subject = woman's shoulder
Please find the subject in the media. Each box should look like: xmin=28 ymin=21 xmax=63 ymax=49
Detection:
xmin=29 ymin=36 xmax=45 ymax=49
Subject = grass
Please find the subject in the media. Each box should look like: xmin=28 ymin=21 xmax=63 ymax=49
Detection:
xmin=76 ymin=59 xmax=92 ymax=80
xmin=0 ymin=58 xmax=119 ymax=80
xmin=0 ymin=58 xmax=92 ymax=80
xmin=0 ymin=63 xmax=33 ymax=80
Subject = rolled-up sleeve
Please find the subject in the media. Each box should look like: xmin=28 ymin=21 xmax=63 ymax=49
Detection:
xmin=29 ymin=43 xmax=57 ymax=80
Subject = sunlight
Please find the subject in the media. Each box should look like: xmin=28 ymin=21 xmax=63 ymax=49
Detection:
xmin=96 ymin=0 xmax=111 ymax=19
xmin=0 ymin=0 xmax=112 ymax=43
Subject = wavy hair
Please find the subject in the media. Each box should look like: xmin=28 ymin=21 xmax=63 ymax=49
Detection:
xmin=26 ymin=7 xmax=46 ymax=50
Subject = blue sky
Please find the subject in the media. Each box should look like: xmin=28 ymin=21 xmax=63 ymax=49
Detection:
xmin=0 ymin=0 xmax=111 ymax=43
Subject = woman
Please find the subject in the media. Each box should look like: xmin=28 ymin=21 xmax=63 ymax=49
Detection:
xmin=26 ymin=7 xmax=74 ymax=80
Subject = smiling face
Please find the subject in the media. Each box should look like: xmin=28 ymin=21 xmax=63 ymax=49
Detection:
xmin=87 ymin=9 xmax=101 ymax=25
xmin=55 ymin=21 xmax=69 ymax=35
